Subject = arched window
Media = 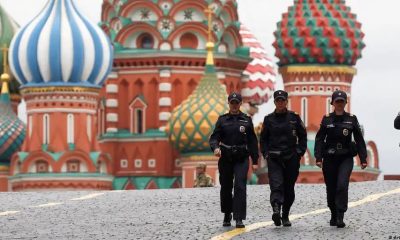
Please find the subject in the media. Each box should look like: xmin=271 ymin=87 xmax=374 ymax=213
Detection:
xmin=136 ymin=109 xmax=144 ymax=134
xmin=301 ymin=97 xmax=308 ymax=127
xmin=129 ymin=96 xmax=147 ymax=134
xmin=326 ymin=97 xmax=332 ymax=115
xmin=36 ymin=160 xmax=49 ymax=173
xmin=180 ymin=32 xmax=198 ymax=49
xmin=67 ymin=160 xmax=80 ymax=173
xmin=137 ymin=33 xmax=154 ymax=49
xmin=43 ymin=114 xmax=50 ymax=145
xmin=28 ymin=115 xmax=33 ymax=138
xmin=67 ymin=114 xmax=74 ymax=144
xmin=87 ymin=115 xmax=92 ymax=142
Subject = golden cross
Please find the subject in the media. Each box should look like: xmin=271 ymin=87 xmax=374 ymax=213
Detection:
xmin=205 ymin=5 xmax=214 ymax=43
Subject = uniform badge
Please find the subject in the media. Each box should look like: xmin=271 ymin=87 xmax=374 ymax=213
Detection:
xmin=239 ymin=126 xmax=245 ymax=133
xmin=343 ymin=129 xmax=349 ymax=136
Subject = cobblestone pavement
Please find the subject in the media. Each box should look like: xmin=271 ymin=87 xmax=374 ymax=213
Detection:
xmin=0 ymin=181 xmax=399 ymax=240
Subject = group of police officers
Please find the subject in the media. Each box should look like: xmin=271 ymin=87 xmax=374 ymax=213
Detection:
xmin=209 ymin=90 xmax=368 ymax=229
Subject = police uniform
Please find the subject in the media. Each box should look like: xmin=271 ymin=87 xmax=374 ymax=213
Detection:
xmin=260 ymin=90 xmax=307 ymax=227
xmin=394 ymin=112 xmax=400 ymax=130
xmin=209 ymin=92 xmax=259 ymax=227
xmin=314 ymin=90 xmax=367 ymax=228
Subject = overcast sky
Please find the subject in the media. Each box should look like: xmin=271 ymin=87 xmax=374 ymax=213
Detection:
xmin=1 ymin=0 xmax=399 ymax=175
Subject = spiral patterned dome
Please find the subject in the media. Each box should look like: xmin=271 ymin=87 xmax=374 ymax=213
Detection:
xmin=240 ymin=24 xmax=276 ymax=105
xmin=9 ymin=0 xmax=113 ymax=88
xmin=273 ymin=0 xmax=365 ymax=66
xmin=0 ymin=83 xmax=25 ymax=164
xmin=166 ymin=62 xmax=228 ymax=154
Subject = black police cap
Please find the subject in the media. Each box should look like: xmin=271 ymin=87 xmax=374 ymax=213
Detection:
xmin=228 ymin=92 xmax=242 ymax=103
xmin=331 ymin=90 xmax=347 ymax=104
xmin=273 ymin=90 xmax=288 ymax=100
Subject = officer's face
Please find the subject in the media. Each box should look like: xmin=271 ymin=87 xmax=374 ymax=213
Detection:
xmin=333 ymin=99 xmax=346 ymax=112
xmin=274 ymin=98 xmax=288 ymax=111
xmin=229 ymin=100 xmax=242 ymax=113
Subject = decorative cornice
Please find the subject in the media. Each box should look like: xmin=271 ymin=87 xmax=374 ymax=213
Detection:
xmin=21 ymin=86 xmax=101 ymax=95
xmin=279 ymin=65 xmax=357 ymax=75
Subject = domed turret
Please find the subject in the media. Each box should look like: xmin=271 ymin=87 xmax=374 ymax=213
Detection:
xmin=0 ymin=48 xmax=25 ymax=166
xmin=240 ymin=24 xmax=277 ymax=106
xmin=273 ymin=0 xmax=365 ymax=66
xmin=9 ymin=0 xmax=113 ymax=88
xmin=166 ymin=7 xmax=229 ymax=155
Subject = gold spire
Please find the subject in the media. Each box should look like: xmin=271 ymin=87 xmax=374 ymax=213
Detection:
xmin=1 ymin=45 xmax=10 ymax=94
xmin=205 ymin=5 xmax=215 ymax=66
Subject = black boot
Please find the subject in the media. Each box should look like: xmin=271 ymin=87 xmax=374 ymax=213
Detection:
xmin=330 ymin=212 xmax=337 ymax=226
xmin=272 ymin=203 xmax=282 ymax=226
xmin=281 ymin=211 xmax=292 ymax=227
xmin=235 ymin=219 xmax=245 ymax=228
xmin=336 ymin=212 xmax=345 ymax=228
xmin=223 ymin=213 xmax=232 ymax=227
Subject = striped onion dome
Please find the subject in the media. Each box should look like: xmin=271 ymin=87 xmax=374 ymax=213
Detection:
xmin=240 ymin=24 xmax=277 ymax=105
xmin=273 ymin=0 xmax=365 ymax=66
xmin=0 ymin=82 xmax=25 ymax=164
xmin=0 ymin=4 xmax=20 ymax=95
xmin=9 ymin=0 xmax=113 ymax=89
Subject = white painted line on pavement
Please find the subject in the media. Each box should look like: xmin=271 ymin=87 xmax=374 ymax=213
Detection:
xmin=32 ymin=202 xmax=64 ymax=208
xmin=210 ymin=187 xmax=400 ymax=240
xmin=0 ymin=211 xmax=20 ymax=216
xmin=70 ymin=193 xmax=105 ymax=201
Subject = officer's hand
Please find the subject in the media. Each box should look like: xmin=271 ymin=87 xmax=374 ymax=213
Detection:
xmin=361 ymin=162 xmax=368 ymax=169
xmin=214 ymin=148 xmax=221 ymax=157
xmin=316 ymin=161 xmax=322 ymax=168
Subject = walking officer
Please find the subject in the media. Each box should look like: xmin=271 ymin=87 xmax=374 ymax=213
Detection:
xmin=209 ymin=92 xmax=259 ymax=228
xmin=314 ymin=90 xmax=368 ymax=228
xmin=260 ymin=90 xmax=307 ymax=227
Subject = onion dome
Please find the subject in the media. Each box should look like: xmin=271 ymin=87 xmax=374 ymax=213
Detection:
xmin=9 ymin=0 xmax=113 ymax=89
xmin=0 ymin=4 xmax=20 ymax=95
xmin=273 ymin=0 xmax=365 ymax=66
xmin=0 ymin=67 xmax=25 ymax=164
xmin=165 ymin=56 xmax=228 ymax=154
xmin=240 ymin=24 xmax=277 ymax=105
xmin=166 ymin=10 xmax=229 ymax=154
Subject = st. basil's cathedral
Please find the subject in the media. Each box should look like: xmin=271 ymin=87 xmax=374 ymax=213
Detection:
xmin=0 ymin=0 xmax=380 ymax=191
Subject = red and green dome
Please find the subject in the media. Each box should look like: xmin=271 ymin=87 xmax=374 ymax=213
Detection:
xmin=273 ymin=0 xmax=365 ymax=66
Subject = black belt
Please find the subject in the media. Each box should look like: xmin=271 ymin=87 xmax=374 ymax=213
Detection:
xmin=220 ymin=142 xmax=247 ymax=150
xmin=327 ymin=143 xmax=348 ymax=150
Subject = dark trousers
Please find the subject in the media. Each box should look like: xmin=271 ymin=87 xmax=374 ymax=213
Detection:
xmin=322 ymin=156 xmax=354 ymax=214
xmin=267 ymin=154 xmax=300 ymax=213
xmin=218 ymin=158 xmax=249 ymax=220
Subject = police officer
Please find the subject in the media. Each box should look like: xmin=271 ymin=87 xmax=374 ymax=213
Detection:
xmin=260 ymin=90 xmax=307 ymax=227
xmin=314 ymin=90 xmax=368 ymax=228
xmin=209 ymin=92 xmax=259 ymax=228
xmin=394 ymin=112 xmax=400 ymax=130
xmin=193 ymin=163 xmax=214 ymax=188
